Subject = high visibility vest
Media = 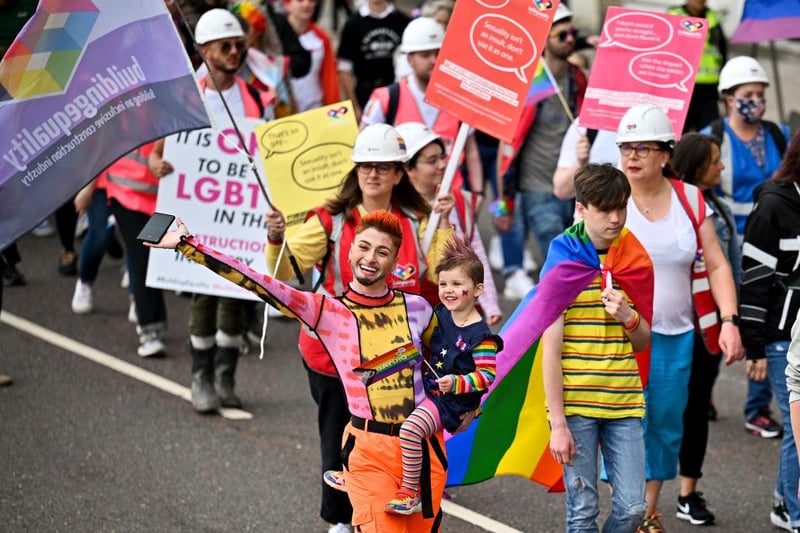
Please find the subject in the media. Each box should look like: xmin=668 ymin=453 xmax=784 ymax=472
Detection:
xmin=667 ymin=6 xmax=723 ymax=84
xmin=372 ymin=79 xmax=464 ymax=189
xmin=104 ymin=143 xmax=159 ymax=215
xmin=198 ymin=76 xmax=270 ymax=118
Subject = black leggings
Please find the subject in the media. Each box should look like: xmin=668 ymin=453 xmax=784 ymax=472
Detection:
xmin=679 ymin=333 xmax=722 ymax=479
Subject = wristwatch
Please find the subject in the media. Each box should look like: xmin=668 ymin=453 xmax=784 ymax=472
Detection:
xmin=721 ymin=315 xmax=740 ymax=326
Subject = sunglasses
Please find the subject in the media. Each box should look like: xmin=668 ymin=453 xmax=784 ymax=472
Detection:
xmin=549 ymin=27 xmax=577 ymax=42
xmin=217 ymin=39 xmax=247 ymax=54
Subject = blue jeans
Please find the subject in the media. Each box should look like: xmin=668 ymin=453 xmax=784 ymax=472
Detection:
xmin=564 ymin=416 xmax=647 ymax=532
xmin=766 ymin=340 xmax=800 ymax=526
xmin=501 ymin=190 xmax=573 ymax=276
xmin=476 ymin=138 xmax=499 ymax=199
xmin=744 ymin=376 xmax=773 ymax=420
xmin=79 ymin=188 xmax=115 ymax=283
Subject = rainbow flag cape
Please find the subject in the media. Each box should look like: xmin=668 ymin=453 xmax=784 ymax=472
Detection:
xmin=445 ymin=222 xmax=653 ymax=491
xmin=525 ymin=61 xmax=557 ymax=107
xmin=353 ymin=342 xmax=422 ymax=385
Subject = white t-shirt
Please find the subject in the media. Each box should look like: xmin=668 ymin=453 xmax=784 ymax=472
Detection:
xmin=557 ymin=118 xmax=620 ymax=169
xmin=204 ymin=85 xmax=246 ymax=126
xmin=291 ymin=29 xmax=325 ymax=112
xmin=625 ymin=189 xmax=699 ymax=335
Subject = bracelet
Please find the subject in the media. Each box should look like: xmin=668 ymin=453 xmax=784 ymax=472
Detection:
xmin=622 ymin=310 xmax=640 ymax=332
xmin=490 ymin=198 xmax=511 ymax=217
xmin=175 ymin=233 xmax=193 ymax=251
xmin=472 ymin=190 xmax=485 ymax=197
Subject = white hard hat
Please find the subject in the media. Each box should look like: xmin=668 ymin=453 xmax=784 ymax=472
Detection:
xmin=195 ymin=9 xmax=245 ymax=45
xmin=553 ymin=3 xmax=573 ymax=24
xmin=395 ymin=122 xmax=442 ymax=162
xmin=616 ymin=104 xmax=675 ymax=146
xmin=400 ymin=17 xmax=445 ymax=53
xmin=718 ymin=56 xmax=769 ymax=94
xmin=352 ymin=124 xmax=408 ymax=163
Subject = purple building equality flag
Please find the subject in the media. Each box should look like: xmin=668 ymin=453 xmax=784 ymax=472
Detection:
xmin=731 ymin=0 xmax=800 ymax=44
xmin=0 ymin=0 xmax=210 ymax=249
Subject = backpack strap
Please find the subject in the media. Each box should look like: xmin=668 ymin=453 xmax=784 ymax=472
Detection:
xmin=669 ymin=178 xmax=705 ymax=230
xmin=310 ymin=209 xmax=340 ymax=293
xmin=709 ymin=118 xmax=723 ymax=145
xmin=385 ymin=82 xmax=400 ymax=125
xmin=245 ymin=82 xmax=265 ymax=118
xmin=763 ymin=120 xmax=787 ymax=157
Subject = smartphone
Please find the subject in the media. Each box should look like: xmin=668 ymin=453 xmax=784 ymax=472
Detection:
xmin=136 ymin=212 xmax=176 ymax=244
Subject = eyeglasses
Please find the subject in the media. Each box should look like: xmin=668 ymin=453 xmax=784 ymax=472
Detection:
xmin=357 ymin=163 xmax=397 ymax=175
xmin=418 ymin=154 xmax=447 ymax=166
xmin=217 ymin=39 xmax=247 ymax=54
xmin=618 ymin=144 xmax=661 ymax=158
xmin=549 ymin=27 xmax=577 ymax=42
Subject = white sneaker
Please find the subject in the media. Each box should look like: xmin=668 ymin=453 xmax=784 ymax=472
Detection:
xmin=120 ymin=269 xmax=130 ymax=289
xmin=75 ymin=213 xmax=89 ymax=238
xmin=328 ymin=524 xmax=353 ymax=533
xmin=523 ymin=249 xmax=538 ymax=273
xmin=127 ymin=297 xmax=138 ymax=324
xmin=488 ymin=235 xmax=503 ymax=271
xmin=32 ymin=219 xmax=55 ymax=237
xmin=71 ymin=280 xmax=93 ymax=314
xmin=137 ymin=331 xmax=166 ymax=357
xmin=503 ymin=270 xmax=535 ymax=300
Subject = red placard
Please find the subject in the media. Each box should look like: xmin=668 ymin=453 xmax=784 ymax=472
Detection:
xmin=579 ymin=7 xmax=708 ymax=137
xmin=424 ymin=0 xmax=559 ymax=143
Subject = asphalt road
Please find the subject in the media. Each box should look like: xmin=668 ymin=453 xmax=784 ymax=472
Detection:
xmin=0 ymin=231 xmax=787 ymax=532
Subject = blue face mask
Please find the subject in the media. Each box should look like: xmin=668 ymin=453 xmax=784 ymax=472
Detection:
xmin=735 ymin=97 xmax=765 ymax=124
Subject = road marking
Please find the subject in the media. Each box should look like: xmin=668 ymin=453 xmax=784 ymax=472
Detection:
xmin=441 ymin=500 xmax=524 ymax=533
xmin=2 ymin=311 xmax=521 ymax=532
xmin=0 ymin=311 xmax=252 ymax=420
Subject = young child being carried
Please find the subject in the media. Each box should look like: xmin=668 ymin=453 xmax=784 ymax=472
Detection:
xmin=323 ymin=235 xmax=502 ymax=515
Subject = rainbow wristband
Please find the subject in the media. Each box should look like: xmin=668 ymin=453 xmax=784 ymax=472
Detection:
xmin=490 ymin=199 xmax=510 ymax=217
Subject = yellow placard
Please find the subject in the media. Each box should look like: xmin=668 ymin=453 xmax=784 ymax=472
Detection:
xmin=255 ymin=101 xmax=358 ymax=237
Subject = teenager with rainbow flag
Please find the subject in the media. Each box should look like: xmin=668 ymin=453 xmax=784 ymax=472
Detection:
xmin=542 ymin=163 xmax=652 ymax=532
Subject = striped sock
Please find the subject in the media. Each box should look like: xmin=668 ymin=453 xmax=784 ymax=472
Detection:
xmin=398 ymin=406 xmax=437 ymax=494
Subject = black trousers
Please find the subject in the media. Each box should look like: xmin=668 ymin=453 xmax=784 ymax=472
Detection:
xmin=679 ymin=333 xmax=722 ymax=479
xmin=304 ymin=362 xmax=353 ymax=524
xmin=109 ymin=199 xmax=166 ymax=331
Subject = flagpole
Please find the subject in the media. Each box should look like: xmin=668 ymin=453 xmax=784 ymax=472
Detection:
xmin=421 ymin=121 xmax=471 ymax=253
xmin=172 ymin=2 xmax=305 ymax=284
xmin=542 ymin=61 xmax=575 ymax=123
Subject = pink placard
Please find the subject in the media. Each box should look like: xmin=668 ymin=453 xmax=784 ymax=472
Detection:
xmin=579 ymin=7 xmax=708 ymax=137
xmin=425 ymin=0 xmax=559 ymax=143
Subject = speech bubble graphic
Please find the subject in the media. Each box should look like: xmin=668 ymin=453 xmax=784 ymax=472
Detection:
xmin=599 ymin=12 xmax=673 ymax=52
xmin=259 ymin=120 xmax=309 ymax=158
xmin=292 ymin=142 xmax=353 ymax=192
xmin=474 ymin=0 xmax=510 ymax=9
xmin=629 ymin=52 xmax=694 ymax=92
xmin=470 ymin=14 xmax=537 ymax=84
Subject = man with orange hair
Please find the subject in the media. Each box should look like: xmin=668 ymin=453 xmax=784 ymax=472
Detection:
xmin=148 ymin=210 xmax=466 ymax=533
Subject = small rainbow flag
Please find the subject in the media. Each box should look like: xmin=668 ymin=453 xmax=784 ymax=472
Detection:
xmin=525 ymin=61 xmax=557 ymax=107
xmin=445 ymin=222 xmax=653 ymax=491
xmin=353 ymin=342 xmax=422 ymax=385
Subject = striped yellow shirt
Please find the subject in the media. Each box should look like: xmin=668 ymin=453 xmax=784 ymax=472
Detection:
xmin=561 ymin=269 xmax=645 ymax=419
